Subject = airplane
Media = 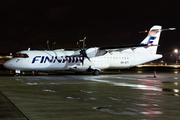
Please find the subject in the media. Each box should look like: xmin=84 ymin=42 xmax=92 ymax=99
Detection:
xmin=3 ymin=25 xmax=176 ymax=76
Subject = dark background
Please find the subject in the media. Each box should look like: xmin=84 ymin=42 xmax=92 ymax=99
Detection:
xmin=0 ymin=0 xmax=179 ymax=54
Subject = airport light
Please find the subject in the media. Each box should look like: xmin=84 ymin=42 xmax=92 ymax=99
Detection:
xmin=174 ymin=49 xmax=179 ymax=64
xmin=174 ymin=49 xmax=178 ymax=53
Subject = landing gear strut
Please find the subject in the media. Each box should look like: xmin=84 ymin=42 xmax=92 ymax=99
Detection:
xmin=15 ymin=70 xmax=21 ymax=76
xmin=92 ymin=69 xmax=100 ymax=75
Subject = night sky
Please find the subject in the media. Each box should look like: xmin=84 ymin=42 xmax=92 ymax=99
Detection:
xmin=1 ymin=0 xmax=180 ymax=54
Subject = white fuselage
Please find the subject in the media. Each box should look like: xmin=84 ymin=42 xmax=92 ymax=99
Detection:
xmin=3 ymin=48 xmax=162 ymax=73
xmin=4 ymin=25 xmax=172 ymax=75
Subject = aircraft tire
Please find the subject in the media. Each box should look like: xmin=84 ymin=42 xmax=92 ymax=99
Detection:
xmin=14 ymin=74 xmax=20 ymax=76
xmin=92 ymin=69 xmax=100 ymax=75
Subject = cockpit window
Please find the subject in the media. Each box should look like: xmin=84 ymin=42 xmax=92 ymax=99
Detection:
xmin=14 ymin=54 xmax=29 ymax=58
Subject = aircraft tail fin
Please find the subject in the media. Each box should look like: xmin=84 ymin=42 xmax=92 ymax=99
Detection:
xmin=139 ymin=25 xmax=162 ymax=54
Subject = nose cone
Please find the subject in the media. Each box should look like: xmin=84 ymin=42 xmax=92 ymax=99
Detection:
xmin=3 ymin=60 xmax=13 ymax=69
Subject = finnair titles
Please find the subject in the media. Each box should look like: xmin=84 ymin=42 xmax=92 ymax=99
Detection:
xmin=32 ymin=56 xmax=130 ymax=64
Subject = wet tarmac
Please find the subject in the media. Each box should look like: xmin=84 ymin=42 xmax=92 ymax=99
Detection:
xmin=0 ymin=68 xmax=180 ymax=120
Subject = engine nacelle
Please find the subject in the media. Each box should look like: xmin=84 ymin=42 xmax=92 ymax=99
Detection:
xmin=86 ymin=47 xmax=99 ymax=58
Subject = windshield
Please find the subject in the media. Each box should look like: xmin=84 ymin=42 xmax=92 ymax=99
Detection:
xmin=13 ymin=54 xmax=29 ymax=58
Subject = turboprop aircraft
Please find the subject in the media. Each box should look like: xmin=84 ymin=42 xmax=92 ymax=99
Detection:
xmin=3 ymin=25 xmax=176 ymax=75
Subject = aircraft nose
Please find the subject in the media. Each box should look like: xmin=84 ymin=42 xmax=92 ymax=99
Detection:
xmin=3 ymin=60 xmax=12 ymax=69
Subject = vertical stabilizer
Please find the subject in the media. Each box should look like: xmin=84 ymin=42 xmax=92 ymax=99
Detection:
xmin=140 ymin=25 xmax=162 ymax=54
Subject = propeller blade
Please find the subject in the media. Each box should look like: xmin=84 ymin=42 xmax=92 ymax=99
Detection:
xmin=83 ymin=52 xmax=91 ymax=62
xmin=81 ymin=52 xmax=91 ymax=67
xmin=86 ymin=56 xmax=91 ymax=62
xmin=82 ymin=37 xmax=86 ymax=50
xmin=51 ymin=42 xmax=56 ymax=50
xmin=77 ymin=42 xmax=82 ymax=50
xmin=47 ymin=40 xmax=50 ymax=50
xmin=82 ymin=56 xmax=84 ymax=67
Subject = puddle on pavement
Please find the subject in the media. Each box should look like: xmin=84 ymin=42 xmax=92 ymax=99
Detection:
xmin=93 ymin=106 xmax=162 ymax=116
xmin=67 ymin=96 xmax=96 ymax=101
xmin=83 ymin=77 xmax=162 ymax=91
xmin=162 ymin=88 xmax=179 ymax=96
xmin=161 ymin=81 xmax=179 ymax=96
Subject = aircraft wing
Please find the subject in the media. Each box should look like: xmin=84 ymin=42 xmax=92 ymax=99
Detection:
xmin=69 ymin=44 xmax=158 ymax=59
xmin=99 ymin=44 xmax=158 ymax=52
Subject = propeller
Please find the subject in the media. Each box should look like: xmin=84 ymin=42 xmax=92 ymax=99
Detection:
xmin=77 ymin=37 xmax=91 ymax=66
xmin=47 ymin=40 xmax=56 ymax=50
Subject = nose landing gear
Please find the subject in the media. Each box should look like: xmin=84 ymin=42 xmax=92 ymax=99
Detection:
xmin=14 ymin=70 xmax=21 ymax=76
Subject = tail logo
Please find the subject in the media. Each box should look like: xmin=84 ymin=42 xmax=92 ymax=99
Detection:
xmin=147 ymin=36 xmax=156 ymax=44
xmin=140 ymin=29 xmax=159 ymax=45
xmin=147 ymin=30 xmax=159 ymax=44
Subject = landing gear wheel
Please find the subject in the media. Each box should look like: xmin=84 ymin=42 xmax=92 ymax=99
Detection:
xmin=92 ymin=69 xmax=100 ymax=75
xmin=14 ymin=74 xmax=20 ymax=76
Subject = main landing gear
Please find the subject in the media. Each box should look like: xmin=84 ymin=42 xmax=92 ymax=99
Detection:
xmin=75 ymin=69 xmax=100 ymax=75
xmin=92 ymin=69 xmax=100 ymax=75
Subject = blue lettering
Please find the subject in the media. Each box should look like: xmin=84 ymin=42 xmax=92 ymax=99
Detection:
xmin=32 ymin=56 xmax=70 ymax=63
xmin=32 ymin=56 xmax=41 ymax=63
xmin=44 ymin=56 xmax=54 ymax=63
xmin=40 ymin=56 xmax=44 ymax=63
xmin=53 ymin=56 xmax=62 ymax=63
